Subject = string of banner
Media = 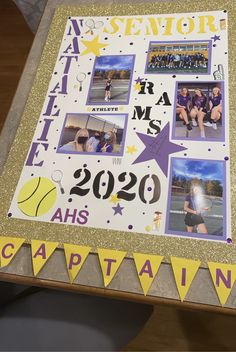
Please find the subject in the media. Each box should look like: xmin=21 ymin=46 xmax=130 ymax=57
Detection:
xmin=0 ymin=237 xmax=234 ymax=306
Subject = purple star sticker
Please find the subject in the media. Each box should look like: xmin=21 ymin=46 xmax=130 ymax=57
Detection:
xmin=211 ymin=35 xmax=220 ymax=42
xmin=112 ymin=203 xmax=124 ymax=215
xmin=135 ymin=76 xmax=144 ymax=83
xmin=133 ymin=123 xmax=187 ymax=176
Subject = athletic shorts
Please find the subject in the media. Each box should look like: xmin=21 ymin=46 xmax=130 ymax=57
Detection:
xmin=184 ymin=212 xmax=204 ymax=227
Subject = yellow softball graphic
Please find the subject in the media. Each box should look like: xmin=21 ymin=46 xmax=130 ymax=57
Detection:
xmin=17 ymin=177 xmax=57 ymax=217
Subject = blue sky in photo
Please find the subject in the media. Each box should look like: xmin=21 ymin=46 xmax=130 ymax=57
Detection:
xmin=95 ymin=55 xmax=134 ymax=71
xmin=172 ymin=159 xmax=224 ymax=183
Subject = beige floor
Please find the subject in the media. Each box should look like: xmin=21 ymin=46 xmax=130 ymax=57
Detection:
xmin=1 ymin=1 xmax=236 ymax=351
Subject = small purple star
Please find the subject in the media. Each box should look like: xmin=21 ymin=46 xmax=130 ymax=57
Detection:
xmin=133 ymin=123 xmax=187 ymax=176
xmin=135 ymin=76 xmax=144 ymax=83
xmin=112 ymin=203 xmax=124 ymax=215
xmin=211 ymin=35 xmax=220 ymax=42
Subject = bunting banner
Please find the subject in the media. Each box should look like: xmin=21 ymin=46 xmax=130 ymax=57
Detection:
xmin=133 ymin=253 xmax=163 ymax=295
xmin=97 ymin=248 xmax=126 ymax=287
xmin=208 ymin=262 xmax=236 ymax=306
xmin=64 ymin=243 xmax=91 ymax=283
xmin=31 ymin=240 xmax=58 ymax=276
xmin=0 ymin=237 xmax=25 ymax=268
xmin=170 ymin=256 xmax=201 ymax=302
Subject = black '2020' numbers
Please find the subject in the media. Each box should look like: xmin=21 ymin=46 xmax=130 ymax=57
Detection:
xmin=70 ymin=167 xmax=161 ymax=204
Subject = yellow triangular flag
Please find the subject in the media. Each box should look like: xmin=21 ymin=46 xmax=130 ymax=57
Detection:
xmin=31 ymin=240 xmax=58 ymax=276
xmin=170 ymin=256 xmax=201 ymax=302
xmin=133 ymin=253 xmax=163 ymax=295
xmin=97 ymin=248 xmax=126 ymax=287
xmin=208 ymin=262 xmax=236 ymax=306
xmin=64 ymin=244 xmax=91 ymax=283
xmin=0 ymin=237 xmax=25 ymax=267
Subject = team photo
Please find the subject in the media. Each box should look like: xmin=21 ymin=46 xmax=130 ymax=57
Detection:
xmin=87 ymin=55 xmax=135 ymax=104
xmin=173 ymin=81 xmax=224 ymax=140
xmin=57 ymin=113 xmax=127 ymax=155
xmin=146 ymin=41 xmax=211 ymax=74
xmin=166 ymin=158 xmax=225 ymax=240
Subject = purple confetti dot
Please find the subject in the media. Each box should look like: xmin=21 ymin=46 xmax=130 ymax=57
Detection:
xmin=147 ymin=187 xmax=152 ymax=191
xmin=223 ymin=144 xmax=225 ymax=146
xmin=184 ymin=153 xmax=187 ymax=156
xmin=128 ymin=225 xmax=133 ymax=230
xmin=8 ymin=213 xmax=12 ymax=218
xmin=102 ymin=182 xmax=106 ymax=186
xmin=227 ymin=238 xmax=232 ymax=243
xmin=133 ymin=127 xmax=136 ymax=130
xmin=208 ymin=148 xmax=211 ymax=151
xmin=224 ymin=156 xmax=229 ymax=161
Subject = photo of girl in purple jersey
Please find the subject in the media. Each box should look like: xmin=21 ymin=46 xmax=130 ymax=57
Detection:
xmin=173 ymin=82 xmax=224 ymax=141
xmin=176 ymin=88 xmax=192 ymax=131
xmin=166 ymin=158 xmax=225 ymax=241
xmin=190 ymin=88 xmax=207 ymax=138
xmin=203 ymin=87 xmax=222 ymax=130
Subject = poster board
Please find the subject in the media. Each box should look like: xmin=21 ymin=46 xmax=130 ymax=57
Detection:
xmin=0 ymin=0 xmax=236 ymax=308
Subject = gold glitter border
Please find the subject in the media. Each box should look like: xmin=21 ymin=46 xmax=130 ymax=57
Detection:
xmin=0 ymin=1 xmax=235 ymax=267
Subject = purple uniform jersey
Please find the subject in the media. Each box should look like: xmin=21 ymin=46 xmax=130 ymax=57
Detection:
xmin=185 ymin=194 xmax=196 ymax=211
xmin=192 ymin=95 xmax=207 ymax=109
xmin=209 ymin=94 xmax=222 ymax=107
xmin=177 ymin=94 xmax=191 ymax=107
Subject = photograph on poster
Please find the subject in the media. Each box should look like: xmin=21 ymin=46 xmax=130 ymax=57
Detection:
xmin=173 ymin=81 xmax=224 ymax=140
xmin=58 ymin=113 xmax=127 ymax=155
xmin=146 ymin=40 xmax=211 ymax=74
xmin=87 ymin=55 xmax=135 ymax=104
xmin=166 ymin=158 xmax=226 ymax=241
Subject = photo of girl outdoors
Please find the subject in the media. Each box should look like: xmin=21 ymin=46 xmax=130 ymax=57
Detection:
xmin=58 ymin=113 xmax=127 ymax=156
xmin=173 ymin=82 xmax=224 ymax=140
xmin=87 ymin=55 xmax=135 ymax=104
xmin=167 ymin=158 xmax=225 ymax=240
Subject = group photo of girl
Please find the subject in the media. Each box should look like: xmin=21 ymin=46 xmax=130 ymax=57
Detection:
xmin=166 ymin=158 xmax=225 ymax=240
xmin=58 ymin=113 xmax=127 ymax=155
xmin=146 ymin=41 xmax=210 ymax=74
xmin=173 ymin=81 xmax=224 ymax=140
